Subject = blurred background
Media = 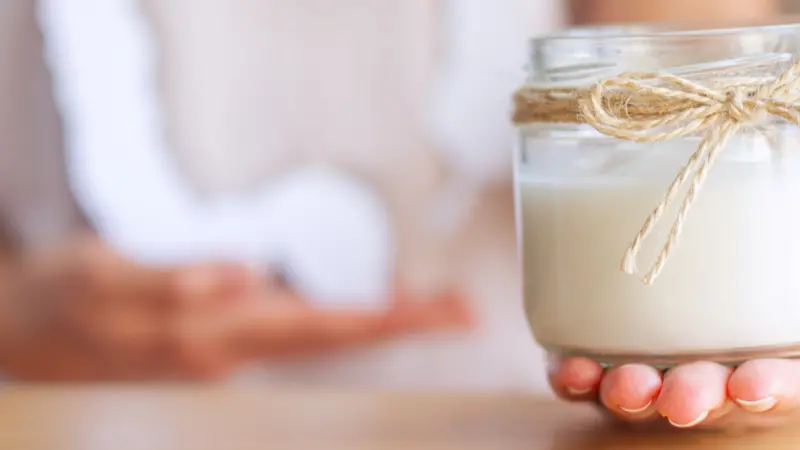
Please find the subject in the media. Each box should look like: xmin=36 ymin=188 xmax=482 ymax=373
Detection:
xmin=0 ymin=0 xmax=792 ymax=391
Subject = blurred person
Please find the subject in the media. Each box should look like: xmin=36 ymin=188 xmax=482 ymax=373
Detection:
xmin=0 ymin=0 xmax=477 ymax=381
xmin=1 ymin=0 xmax=793 ymax=430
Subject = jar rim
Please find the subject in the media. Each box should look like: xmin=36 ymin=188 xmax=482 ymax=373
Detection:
xmin=528 ymin=19 xmax=800 ymax=85
xmin=532 ymin=19 xmax=800 ymax=45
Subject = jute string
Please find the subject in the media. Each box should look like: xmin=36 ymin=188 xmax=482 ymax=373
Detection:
xmin=512 ymin=60 xmax=800 ymax=285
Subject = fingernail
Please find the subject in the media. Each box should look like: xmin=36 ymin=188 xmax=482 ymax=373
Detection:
xmin=566 ymin=387 xmax=593 ymax=396
xmin=735 ymin=397 xmax=777 ymax=413
xmin=666 ymin=410 xmax=709 ymax=428
xmin=619 ymin=399 xmax=653 ymax=415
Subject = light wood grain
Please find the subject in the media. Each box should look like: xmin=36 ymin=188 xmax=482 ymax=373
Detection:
xmin=0 ymin=388 xmax=798 ymax=450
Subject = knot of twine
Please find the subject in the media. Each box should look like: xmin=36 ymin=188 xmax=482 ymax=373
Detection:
xmin=513 ymin=60 xmax=800 ymax=285
xmin=725 ymin=89 xmax=767 ymax=124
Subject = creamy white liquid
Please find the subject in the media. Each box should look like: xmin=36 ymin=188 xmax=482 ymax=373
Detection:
xmin=519 ymin=136 xmax=800 ymax=357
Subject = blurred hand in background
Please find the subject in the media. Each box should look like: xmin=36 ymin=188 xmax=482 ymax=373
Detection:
xmin=0 ymin=234 xmax=472 ymax=381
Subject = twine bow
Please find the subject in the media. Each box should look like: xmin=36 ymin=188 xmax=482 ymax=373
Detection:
xmin=578 ymin=60 xmax=800 ymax=285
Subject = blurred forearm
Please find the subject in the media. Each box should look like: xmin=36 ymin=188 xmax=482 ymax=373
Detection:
xmin=570 ymin=0 xmax=779 ymax=25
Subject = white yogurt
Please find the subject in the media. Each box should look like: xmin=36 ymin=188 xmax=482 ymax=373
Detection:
xmin=517 ymin=134 xmax=800 ymax=361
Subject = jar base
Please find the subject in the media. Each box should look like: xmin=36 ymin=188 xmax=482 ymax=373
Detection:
xmin=543 ymin=343 xmax=800 ymax=369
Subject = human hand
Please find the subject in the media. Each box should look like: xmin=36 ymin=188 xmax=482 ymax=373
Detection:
xmin=0 ymin=234 xmax=262 ymax=380
xmin=0 ymin=235 xmax=474 ymax=381
xmin=227 ymin=283 xmax=474 ymax=361
xmin=549 ymin=357 xmax=800 ymax=430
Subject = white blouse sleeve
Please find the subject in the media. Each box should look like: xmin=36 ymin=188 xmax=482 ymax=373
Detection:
xmin=36 ymin=0 xmax=204 ymax=253
xmin=36 ymin=0 xmax=393 ymax=306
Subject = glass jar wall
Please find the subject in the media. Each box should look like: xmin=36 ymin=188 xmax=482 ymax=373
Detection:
xmin=514 ymin=22 xmax=800 ymax=367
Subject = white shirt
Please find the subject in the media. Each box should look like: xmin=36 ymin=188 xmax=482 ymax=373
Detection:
xmin=33 ymin=0 xmax=563 ymax=390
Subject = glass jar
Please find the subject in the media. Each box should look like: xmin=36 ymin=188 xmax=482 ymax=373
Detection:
xmin=514 ymin=21 xmax=800 ymax=368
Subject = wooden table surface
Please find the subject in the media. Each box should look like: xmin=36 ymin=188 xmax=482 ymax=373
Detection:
xmin=0 ymin=387 xmax=797 ymax=450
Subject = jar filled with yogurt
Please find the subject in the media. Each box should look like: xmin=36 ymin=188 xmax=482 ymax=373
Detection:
xmin=513 ymin=21 xmax=800 ymax=367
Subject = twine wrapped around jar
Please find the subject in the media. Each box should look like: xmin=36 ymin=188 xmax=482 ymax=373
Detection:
xmin=512 ymin=60 xmax=800 ymax=285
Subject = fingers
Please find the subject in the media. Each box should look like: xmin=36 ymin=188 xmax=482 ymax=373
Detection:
xmin=39 ymin=239 xmax=476 ymax=378
xmin=599 ymin=364 xmax=662 ymax=420
xmin=579 ymin=359 xmax=800 ymax=430
xmin=94 ymin=260 xmax=266 ymax=379
xmin=144 ymin=263 xmax=261 ymax=306
xmin=99 ymin=262 xmax=259 ymax=342
xmin=383 ymin=292 xmax=475 ymax=334
xmin=157 ymin=307 xmax=237 ymax=381
xmin=655 ymin=362 xmax=733 ymax=428
xmin=151 ymin=265 xmax=275 ymax=378
xmin=728 ymin=359 xmax=800 ymax=413
xmin=230 ymin=296 xmax=474 ymax=358
xmin=552 ymin=359 xmax=732 ymax=428
xmin=548 ymin=357 xmax=604 ymax=400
